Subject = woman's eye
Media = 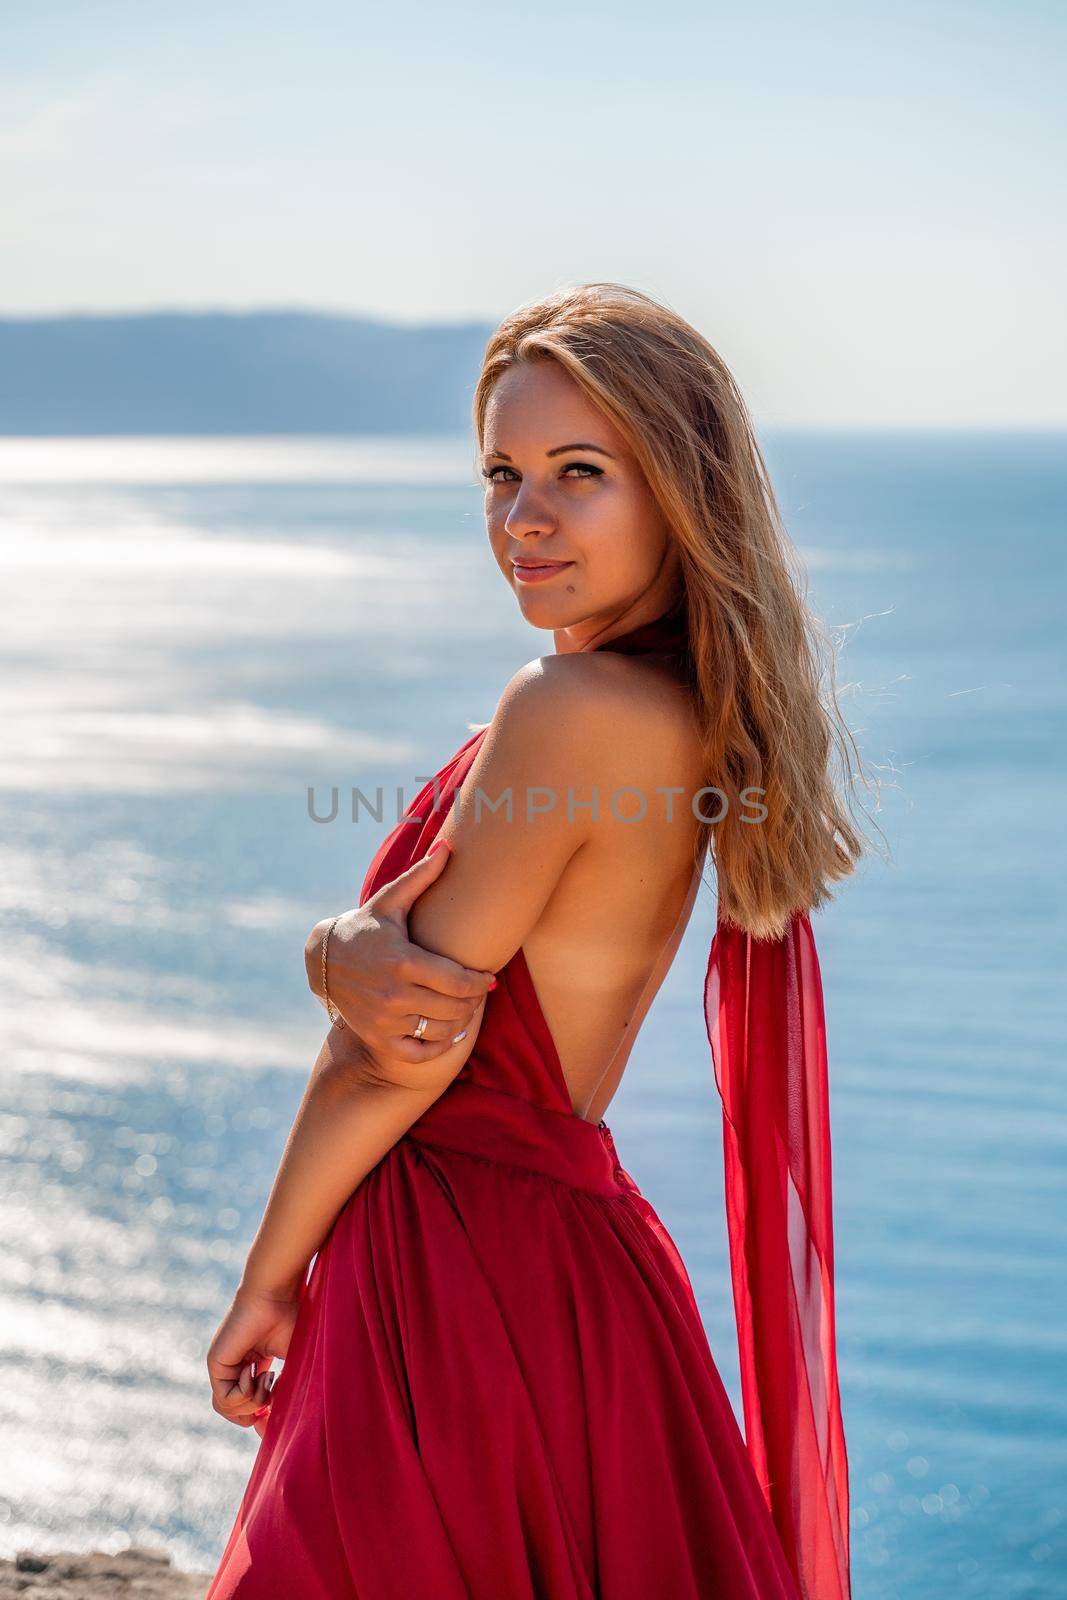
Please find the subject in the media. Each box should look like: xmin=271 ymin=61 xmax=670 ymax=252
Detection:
xmin=480 ymin=462 xmax=603 ymax=483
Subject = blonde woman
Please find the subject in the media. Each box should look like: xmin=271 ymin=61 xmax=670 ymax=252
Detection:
xmin=205 ymin=283 xmax=865 ymax=1600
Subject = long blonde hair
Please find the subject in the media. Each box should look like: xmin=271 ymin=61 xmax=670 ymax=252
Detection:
xmin=473 ymin=282 xmax=876 ymax=939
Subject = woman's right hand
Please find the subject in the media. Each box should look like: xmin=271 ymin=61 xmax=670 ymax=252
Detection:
xmin=304 ymin=841 xmax=498 ymax=1065
xmin=206 ymin=1280 xmax=302 ymax=1439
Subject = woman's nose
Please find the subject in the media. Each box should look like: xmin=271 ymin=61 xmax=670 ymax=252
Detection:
xmin=503 ymin=483 xmax=556 ymax=539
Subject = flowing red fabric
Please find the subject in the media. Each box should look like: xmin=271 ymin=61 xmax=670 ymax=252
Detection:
xmin=205 ymin=600 xmax=849 ymax=1600
xmin=704 ymin=916 xmax=851 ymax=1600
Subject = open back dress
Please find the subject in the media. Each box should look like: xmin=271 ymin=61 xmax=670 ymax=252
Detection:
xmin=206 ymin=602 xmax=850 ymax=1600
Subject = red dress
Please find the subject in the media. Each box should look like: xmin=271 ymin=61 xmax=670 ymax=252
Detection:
xmin=206 ymin=606 xmax=850 ymax=1600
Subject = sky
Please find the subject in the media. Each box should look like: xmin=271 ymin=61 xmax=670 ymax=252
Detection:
xmin=2 ymin=0 xmax=1064 ymax=426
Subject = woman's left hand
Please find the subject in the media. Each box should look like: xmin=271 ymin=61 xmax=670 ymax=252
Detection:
xmin=206 ymin=1280 xmax=303 ymax=1438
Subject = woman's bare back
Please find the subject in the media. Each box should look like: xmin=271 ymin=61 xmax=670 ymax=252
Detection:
xmin=517 ymin=653 xmax=707 ymax=1124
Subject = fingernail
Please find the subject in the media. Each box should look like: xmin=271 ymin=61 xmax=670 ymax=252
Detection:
xmin=452 ymin=1030 xmax=468 ymax=1044
xmin=488 ymin=977 xmax=497 ymax=990
xmin=428 ymin=838 xmax=449 ymax=856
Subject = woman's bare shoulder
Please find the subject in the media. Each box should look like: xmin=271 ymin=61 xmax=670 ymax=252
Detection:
xmin=491 ymin=650 xmax=702 ymax=783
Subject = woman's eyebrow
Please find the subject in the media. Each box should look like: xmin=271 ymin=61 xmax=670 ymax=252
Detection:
xmin=483 ymin=442 xmax=617 ymax=462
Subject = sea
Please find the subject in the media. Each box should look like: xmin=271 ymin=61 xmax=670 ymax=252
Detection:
xmin=0 ymin=431 xmax=1063 ymax=1598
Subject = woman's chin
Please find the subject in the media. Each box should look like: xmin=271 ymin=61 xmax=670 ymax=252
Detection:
xmin=512 ymin=582 xmax=581 ymax=621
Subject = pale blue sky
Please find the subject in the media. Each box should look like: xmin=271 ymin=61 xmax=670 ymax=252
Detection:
xmin=3 ymin=0 xmax=1063 ymax=424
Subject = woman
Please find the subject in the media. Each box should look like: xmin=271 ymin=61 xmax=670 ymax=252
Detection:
xmin=204 ymin=283 xmax=866 ymax=1600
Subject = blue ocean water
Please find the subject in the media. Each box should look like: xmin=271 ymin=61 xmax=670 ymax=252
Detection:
xmin=0 ymin=432 xmax=1063 ymax=1597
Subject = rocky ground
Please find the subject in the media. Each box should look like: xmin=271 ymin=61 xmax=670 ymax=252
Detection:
xmin=0 ymin=1549 xmax=209 ymax=1597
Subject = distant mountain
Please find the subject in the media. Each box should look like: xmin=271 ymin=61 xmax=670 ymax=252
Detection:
xmin=0 ymin=310 xmax=496 ymax=434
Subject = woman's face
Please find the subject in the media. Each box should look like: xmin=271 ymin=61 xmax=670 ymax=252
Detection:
xmin=481 ymin=358 xmax=681 ymax=649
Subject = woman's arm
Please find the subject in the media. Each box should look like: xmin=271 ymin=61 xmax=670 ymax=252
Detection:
xmin=238 ymin=1015 xmax=484 ymax=1296
xmin=208 ymin=1017 xmax=487 ymax=1430
xmin=209 ymin=658 xmax=668 ymax=1427
xmin=235 ymin=656 xmax=614 ymax=1297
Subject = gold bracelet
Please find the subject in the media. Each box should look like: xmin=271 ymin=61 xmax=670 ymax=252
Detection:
xmin=321 ymin=916 xmax=346 ymax=1028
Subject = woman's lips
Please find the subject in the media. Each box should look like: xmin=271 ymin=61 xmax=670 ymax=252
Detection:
xmin=512 ymin=560 xmax=575 ymax=585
